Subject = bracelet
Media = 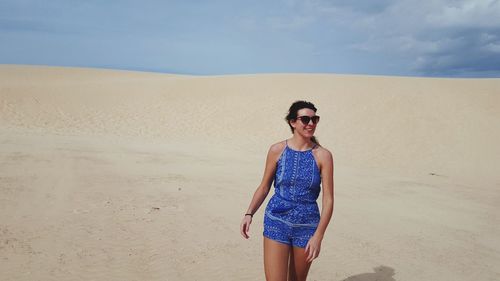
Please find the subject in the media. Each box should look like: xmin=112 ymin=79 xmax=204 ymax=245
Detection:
xmin=245 ymin=213 xmax=253 ymax=218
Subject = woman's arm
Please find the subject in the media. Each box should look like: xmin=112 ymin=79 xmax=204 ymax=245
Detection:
xmin=305 ymin=148 xmax=334 ymax=261
xmin=240 ymin=142 xmax=283 ymax=239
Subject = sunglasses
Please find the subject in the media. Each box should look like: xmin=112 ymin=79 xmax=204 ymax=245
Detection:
xmin=296 ymin=115 xmax=320 ymax=125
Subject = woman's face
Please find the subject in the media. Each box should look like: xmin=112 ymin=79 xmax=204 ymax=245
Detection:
xmin=291 ymin=108 xmax=318 ymax=138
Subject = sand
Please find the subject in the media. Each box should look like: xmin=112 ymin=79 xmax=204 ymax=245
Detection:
xmin=0 ymin=64 xmax=499 ymax=281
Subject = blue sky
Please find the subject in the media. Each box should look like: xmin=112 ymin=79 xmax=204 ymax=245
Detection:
xmin=1 ymin=0 xmax=500 ymax=77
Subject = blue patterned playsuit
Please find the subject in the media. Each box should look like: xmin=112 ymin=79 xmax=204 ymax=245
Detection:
xmin=263 ymin=140 xmax=321 ymax=248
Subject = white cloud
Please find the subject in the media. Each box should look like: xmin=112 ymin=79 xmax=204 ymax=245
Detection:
xmin=266 ymin=15 xmax=315 ymax=30
xmin=327 ymin=0 xmax=500 ymax=76
xmin=483 ymin=42 xmax=500 ymax=53
xmin=426 ymin=0 xmax=500 ymax=28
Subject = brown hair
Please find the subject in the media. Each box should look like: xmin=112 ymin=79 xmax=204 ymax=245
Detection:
xmin=285 ymin=100 xmax=320 ymax=145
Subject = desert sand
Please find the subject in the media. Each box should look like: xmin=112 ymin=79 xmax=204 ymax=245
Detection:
xmin=0 ymin=64 xmax=499 ymax=281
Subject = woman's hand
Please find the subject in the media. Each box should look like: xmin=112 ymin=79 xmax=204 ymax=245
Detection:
xmin=305 ymin=234 xmax=322 ymax=262
xmin=240 ymin=215 xmax=252 ymax=239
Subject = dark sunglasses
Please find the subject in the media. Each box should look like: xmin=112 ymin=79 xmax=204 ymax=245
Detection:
xmin=296 ymin=115 xmax=320 ymax=125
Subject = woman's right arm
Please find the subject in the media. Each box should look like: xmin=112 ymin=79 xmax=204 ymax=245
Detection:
xmin=240 ymin=143 xmax=283 ymax=239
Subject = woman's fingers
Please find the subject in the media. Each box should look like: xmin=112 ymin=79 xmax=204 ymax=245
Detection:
xmin=240 ymin=223 xmax=244 ymax=238
xmin=307 ymin=248 xmax=314 ymax=262
xmin=306 ymin=245 xmax=312 ymax=262
xmin=306 ymin=246 xmax=320 ymax=262
xmin=305 ymin=242 xmax=311 ymax=260
xmin=244 ymin=223 xmax=249 ymax=238
xmin=240 ymin=218 xmax=251 ymax=239
xmin=244 ymin=223 xmax=250 ymax=238
xmin=240 ymin=221 xmax=248 ymax=238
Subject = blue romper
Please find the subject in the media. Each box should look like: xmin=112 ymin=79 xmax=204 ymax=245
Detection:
xmin=263 ymin=140 xmax=321 ymax=248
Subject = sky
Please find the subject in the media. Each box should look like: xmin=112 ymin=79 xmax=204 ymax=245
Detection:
xmin=1 ymin=0 xmax=500 ymax=77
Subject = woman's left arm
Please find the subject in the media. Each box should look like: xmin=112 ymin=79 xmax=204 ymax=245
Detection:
xmin=305 ymin=149 xmax=334 ymax=262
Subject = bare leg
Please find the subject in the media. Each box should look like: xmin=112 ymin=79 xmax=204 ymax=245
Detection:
xmin=264 ymin=237 xmax=290 ymax=281
xmin=288 ymin=246 xmax=312 ymax=281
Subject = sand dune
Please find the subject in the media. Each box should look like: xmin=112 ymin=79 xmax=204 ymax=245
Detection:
xmin=1 ymin=65 xmax=499 ymax=281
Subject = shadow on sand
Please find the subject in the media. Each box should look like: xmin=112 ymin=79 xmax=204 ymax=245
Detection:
xmin=341 ymin=265 xmax=396 ymax=281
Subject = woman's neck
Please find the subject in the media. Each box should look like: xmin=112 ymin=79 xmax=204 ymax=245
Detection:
xmin=289 ymin=135 xmax=314 ymax=151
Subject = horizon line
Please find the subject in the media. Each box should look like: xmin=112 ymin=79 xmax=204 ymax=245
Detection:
xmin=1 ymin=63 xmax=499 ymax=80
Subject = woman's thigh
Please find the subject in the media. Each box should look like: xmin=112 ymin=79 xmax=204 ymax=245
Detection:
xmin=264 ymin=237 xmax=290 ymax=281
xmin=288 ymin=246 xmax=312 ymax=281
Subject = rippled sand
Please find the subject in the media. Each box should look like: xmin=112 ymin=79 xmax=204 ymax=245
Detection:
xmin=1 ymin=65 xmax=499 ymax=281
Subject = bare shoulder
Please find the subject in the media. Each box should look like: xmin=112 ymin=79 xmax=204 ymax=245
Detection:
xmin=269 ymin=140 xmax=286 ymax=154
xmin=266 ymin=140 xmax=287 ymax=161
xmin=313 ymin=145 xmax=334 ymax=165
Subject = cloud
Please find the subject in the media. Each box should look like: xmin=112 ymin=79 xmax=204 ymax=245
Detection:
xmin=410 ymin=30 xmax=500 ymax=76
xmin=426 ymin=0 xmax=500 ymax=28
xmin=266 ymin=15 xmax=315 ymax=31
xmin=483 ymin=42 xmax=500 ymax=53
xmin=303 ymin=0 xmax=500 ymax=76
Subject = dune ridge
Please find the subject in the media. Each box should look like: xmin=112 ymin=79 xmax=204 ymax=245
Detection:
xmin=1 ymin=65 xmax=499 ymax=180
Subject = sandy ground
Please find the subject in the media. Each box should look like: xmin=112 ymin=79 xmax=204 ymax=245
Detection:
xmin=1 ymin=65 xmax=499 ymax=281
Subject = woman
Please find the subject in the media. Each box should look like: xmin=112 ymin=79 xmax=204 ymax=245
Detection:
xmin=240 ymin=100 xmax=334 ymax=281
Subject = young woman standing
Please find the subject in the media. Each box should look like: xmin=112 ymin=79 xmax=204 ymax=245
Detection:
xmin=240 ymin=101 xmax=334 ymax=281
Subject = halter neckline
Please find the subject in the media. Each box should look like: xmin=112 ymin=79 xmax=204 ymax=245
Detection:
xmin=285 ymin=139 xmax=317 ymax=152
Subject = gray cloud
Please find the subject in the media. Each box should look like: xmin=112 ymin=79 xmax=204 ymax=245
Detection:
xmin=300 ymin=0 xmax=500 ymax=76
xmin=410 ymin=29 xmax=500 ymax=76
